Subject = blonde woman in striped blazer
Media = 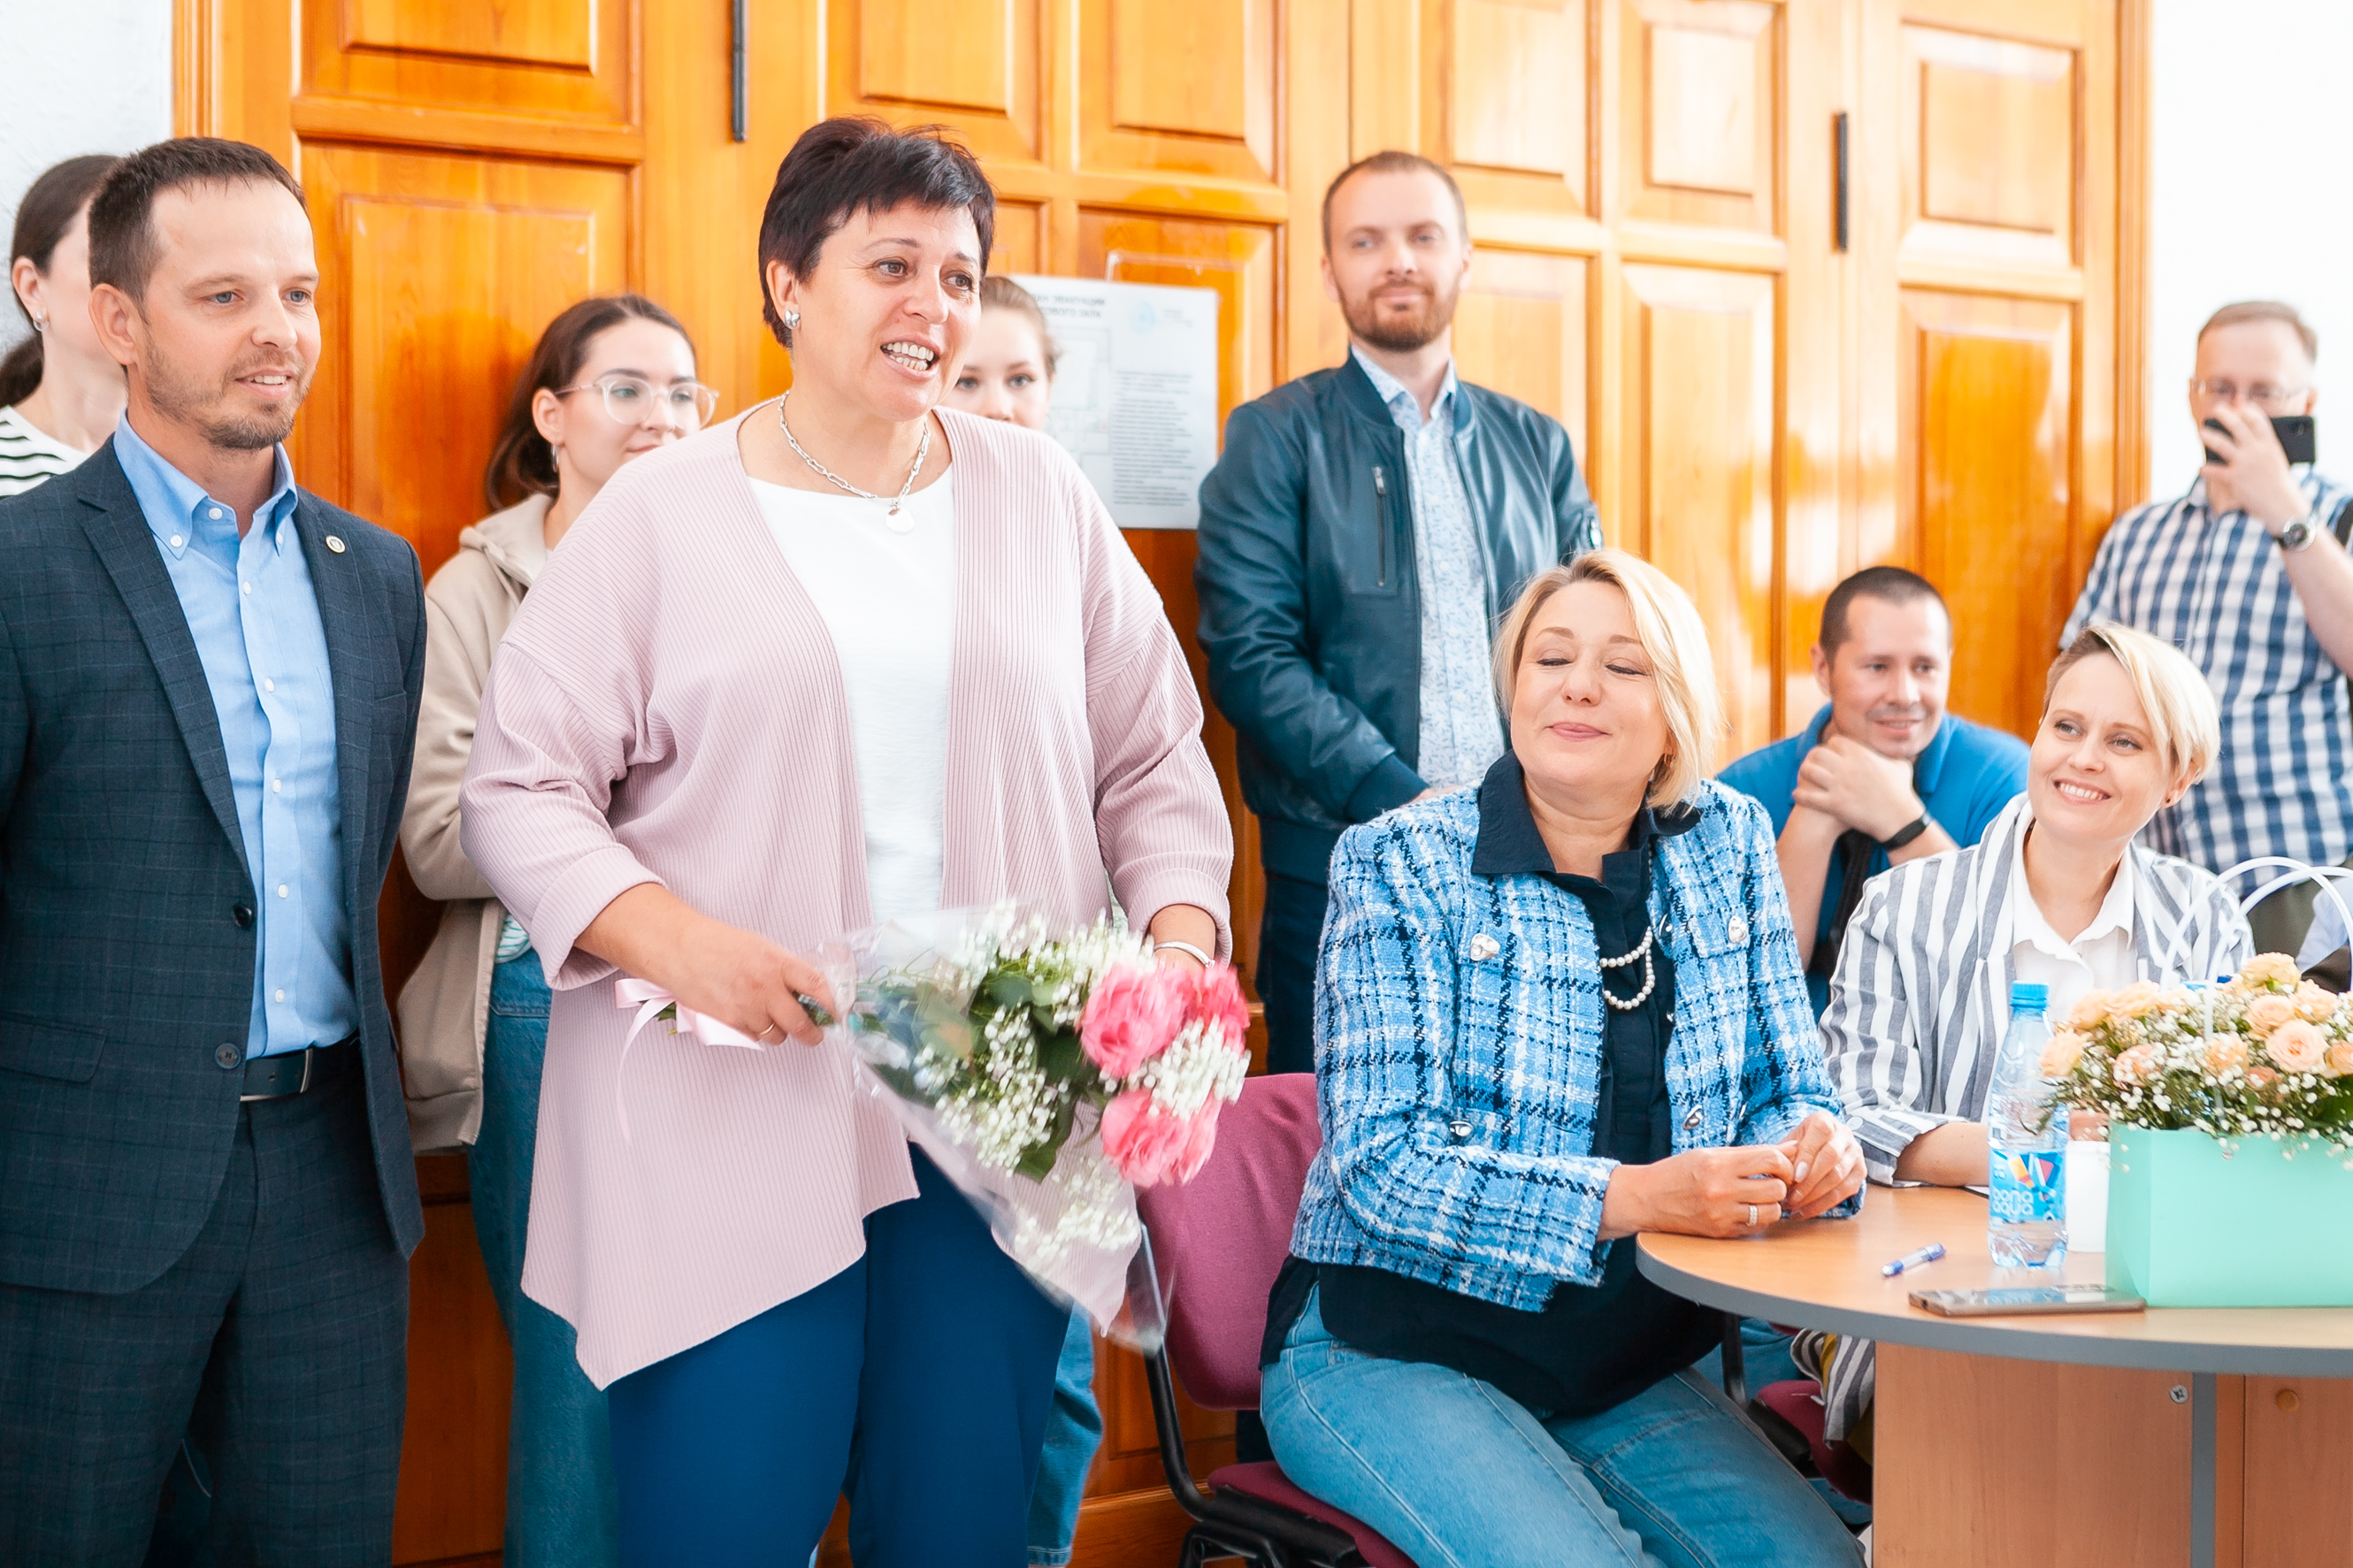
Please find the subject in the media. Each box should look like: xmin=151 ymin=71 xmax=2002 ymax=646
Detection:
xmin=460 ymin=119 xmax=1231 ymax=1567
xmin=1815 ymin=622 xmax=2251 ymax=1444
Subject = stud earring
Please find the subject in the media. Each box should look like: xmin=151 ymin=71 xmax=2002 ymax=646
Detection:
xmin=782 ymin=308 xmax=800 ymax=332
xmin=30 ymin=314 xmax=47 ymax=333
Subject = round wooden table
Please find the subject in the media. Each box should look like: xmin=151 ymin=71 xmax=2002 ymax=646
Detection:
xmin=1636 ymin=1185 xmax=2353 ymax=1566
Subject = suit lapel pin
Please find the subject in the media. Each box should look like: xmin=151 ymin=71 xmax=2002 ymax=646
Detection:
xmin=1467 ymin=933 xmax=1499 ymax=961
xmin=324 ymin=535 xmax=346 ymax=554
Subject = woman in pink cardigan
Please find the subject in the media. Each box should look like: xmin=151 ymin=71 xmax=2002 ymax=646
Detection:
xmin=460 ymin=119 xmax=1233 ymax=1567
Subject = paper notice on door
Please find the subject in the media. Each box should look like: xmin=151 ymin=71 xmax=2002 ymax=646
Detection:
xmin=1008 ymin=276 xmax=1220 ymax=530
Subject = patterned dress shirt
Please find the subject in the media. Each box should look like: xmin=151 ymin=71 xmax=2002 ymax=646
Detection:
xmin=1352 ymin=348 xmax=1505 ymax=790
xmin=114 ymin=417 xmax=354 ymax=1058
xmin=2065 ymin=471 xmax=2353 ymax=872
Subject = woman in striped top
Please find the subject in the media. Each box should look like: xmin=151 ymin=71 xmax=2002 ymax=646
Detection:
xmin=1 ymin=156 xmax=122 ymax=498
xmin=1816 ymin=622 xmax=2252 ymax=1446
xmin=460 ymin=119 xmax=1230 ymax=1567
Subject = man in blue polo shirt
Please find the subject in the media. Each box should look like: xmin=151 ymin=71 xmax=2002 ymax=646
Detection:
xmin=1720 ymin=567 xmax=2028 ymax=1013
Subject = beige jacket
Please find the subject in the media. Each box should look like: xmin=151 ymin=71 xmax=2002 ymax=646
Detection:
xmin=396 ymin=494 xmax=551 ymax=1151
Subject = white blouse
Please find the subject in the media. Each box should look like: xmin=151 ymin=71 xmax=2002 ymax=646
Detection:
xmin=749 ymin=470 xmax=956 ymax=925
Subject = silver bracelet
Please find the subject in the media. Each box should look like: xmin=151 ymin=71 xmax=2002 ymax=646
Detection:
xmin=1153 ymin=938 xmax=1214 ymax=967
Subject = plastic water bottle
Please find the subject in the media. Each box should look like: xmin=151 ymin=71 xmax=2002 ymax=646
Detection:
xmin=1987 ymin=981 xmax=2068 ymax=1267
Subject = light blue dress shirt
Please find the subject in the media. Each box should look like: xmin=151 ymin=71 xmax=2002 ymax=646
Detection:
xmin=114 ymin=417 xmax=354 ymax=1059
xmin=1351 ymin=348 xmax=1505 ymax=790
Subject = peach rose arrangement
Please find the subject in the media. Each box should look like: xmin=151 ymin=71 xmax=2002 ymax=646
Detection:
xmin=2044 ymin=954 xmax=2353 ymax=1154
xmin=821 ymin=905 xmax=1248 ymax=1301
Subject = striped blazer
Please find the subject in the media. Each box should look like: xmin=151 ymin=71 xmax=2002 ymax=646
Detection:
xmin=460 ymin=409 xmax=1232 ymax=1386
xmin=1823 ymin=794 xmax=2253 ymax=1181
xmin=1291 ymin=778 xmax=1855 ymax=1312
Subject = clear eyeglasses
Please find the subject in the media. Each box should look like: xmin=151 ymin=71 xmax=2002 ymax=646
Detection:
xmin=2188 ymin=379 xmax=2308 ymax=410
xmin=556 ymin=375 xmax=721 ymax=429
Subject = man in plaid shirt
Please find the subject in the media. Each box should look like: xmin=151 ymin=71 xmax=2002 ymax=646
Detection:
xmin=2066 ymin=301 xmax=2353 ymax=960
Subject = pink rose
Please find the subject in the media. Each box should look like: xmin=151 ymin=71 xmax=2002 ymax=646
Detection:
xmin=1080 ymin=962 xmax=1192 ymax=1080
xmin=2246 ymin=995 xmax=2299 ymax=1036
xmin=2106 ymin=982 xmax=2165 ymax=1021
xmin=2265 ymin=1020 xmax=2330 ymax=1075
xmin=2325 ymin=1041 xmax=2353 ymax=1079
xmin=2246 ymin=1066 xmax=2281 ymax=1093
xmin=1191 ymin=963 xmax=1251 ymax=1056
xmin=2201 ymin=1037 xmax=2249 ymax=1077
xmin=1101 ymin=1090 xmax=1222 ymax=1187
xmin=2041 ymin=1029 xmax=2089 ymax=1079
xmin=2295 ymin=982 xmax=2339 ymax=1024
xmin=2112 ymin=1044 xmax=2160 ymax=1086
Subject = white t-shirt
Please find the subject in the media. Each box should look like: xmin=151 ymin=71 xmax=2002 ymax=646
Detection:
xmin=0 ymin=404 xmax=88 ymax=497
xmin=749 ymin=470 xmax=956 ymax=926
xmin=2009 ymin=823 xmax=2138 ymax=1027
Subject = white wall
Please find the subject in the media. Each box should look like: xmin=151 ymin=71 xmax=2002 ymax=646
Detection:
xmin=2149 ymin=0 xmax=2353 ymax=495
xmin=0 ymin=0 xmax=172 ymax=354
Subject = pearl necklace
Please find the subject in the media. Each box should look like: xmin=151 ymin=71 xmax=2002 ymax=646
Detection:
xmin=778 ymin=391 xmax=931 ymax=531
xmin=1597 ymin=924 xmax=1657 ymax=1012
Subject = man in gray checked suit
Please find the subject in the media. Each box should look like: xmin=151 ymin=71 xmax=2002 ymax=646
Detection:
xmin=0 ymin=138 xmax=425 ymax=1565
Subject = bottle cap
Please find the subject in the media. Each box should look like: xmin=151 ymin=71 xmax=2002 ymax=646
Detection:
xmin=2011 ymin=981 xmax=2050 ymax=1011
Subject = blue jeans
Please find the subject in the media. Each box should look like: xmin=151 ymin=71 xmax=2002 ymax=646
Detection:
xmin=1025 ymin=1309 xmax=1102 ymax=1565
xmin=605 ymin=1146 xmax=1070 ymax=1567
xmin=1261 ymin=1289 xmax=1861 ymax=1568
xmin=471 ymin=953 xmax=623 ymax=1568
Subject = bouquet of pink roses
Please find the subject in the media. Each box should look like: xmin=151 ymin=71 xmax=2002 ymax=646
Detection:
xmin=816 ymin=905 xmax=1249 ymax=1337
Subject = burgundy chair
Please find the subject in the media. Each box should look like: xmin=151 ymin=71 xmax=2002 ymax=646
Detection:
xmin=1132 ymin=1074 xmax=1416 ymax=1568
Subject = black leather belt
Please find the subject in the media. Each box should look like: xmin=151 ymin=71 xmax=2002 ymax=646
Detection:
xmin=240 ymin=1036 xmax=358 ymax=1102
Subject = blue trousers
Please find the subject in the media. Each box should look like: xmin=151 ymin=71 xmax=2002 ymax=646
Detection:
xmin=1024 ymin=1309 xmax=1102 ymax=1565
xmin=471 ymin=953 xmax=623 ymax=1568
xmin=1263 ymin=1288 xmax=1861 ymax=1568
xmin=606 ymin=1146 xmax=1070 ymax=1567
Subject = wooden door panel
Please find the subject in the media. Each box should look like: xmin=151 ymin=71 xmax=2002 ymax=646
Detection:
xmin=1424 ymin=0 xmax=1592 ymax=224
xmin=1899 ymin=289 xmax=2074 ymax=741
xmin=296 ymin=145 xmax=629 ymax=574
xmin=391 ymin=1156 xmax=512 ymax=1565
xmin=1452 ymin=247 xmax=1590 ymax=455
xmin=1615 ymin=0 xmax=1779 ymax=235
xmin=1901 ymin=23 xmax=2075 ymax=270
xmin=1079 ymin=0 xmax=1278 ymax=182
xmin=2242 ymin=1376 xmax=2353 ymax=1564
xmin=302 ymin=0 xmax=631 ymax=122
xmin=1618 ymin=264 xmax=1778 ymax=753
xmin=830 ymin=0 xmax=1045 ymax=164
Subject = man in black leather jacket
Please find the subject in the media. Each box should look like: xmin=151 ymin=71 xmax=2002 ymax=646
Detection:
xmin=1196 ymin=150 xmax=1599 ymax=1075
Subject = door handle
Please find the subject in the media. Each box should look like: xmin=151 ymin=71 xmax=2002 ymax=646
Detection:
xmin=732 ymin=0 xmax=749 ymax=142
xmin=1833 ymin=111 xmax=1850 ymax=252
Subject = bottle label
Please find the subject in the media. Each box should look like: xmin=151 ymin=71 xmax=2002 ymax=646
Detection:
xmin=1989 ymin=1149 xmax=2064 ymax=1223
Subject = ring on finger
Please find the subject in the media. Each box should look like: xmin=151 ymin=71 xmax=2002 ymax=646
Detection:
xmin=1746 ymin=1203 xmax=1758 ymax=1227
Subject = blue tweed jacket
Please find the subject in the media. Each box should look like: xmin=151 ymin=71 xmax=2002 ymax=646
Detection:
xmin=1291 ymin=775 xmax=1856 ymax=1311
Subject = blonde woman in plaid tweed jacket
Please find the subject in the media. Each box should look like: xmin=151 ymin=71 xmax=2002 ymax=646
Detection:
xmin=1258 ymin=549 xmax=1867 ymax=1568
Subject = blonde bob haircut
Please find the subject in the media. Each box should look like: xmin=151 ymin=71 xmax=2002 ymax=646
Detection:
xmin=1491 ymin=547 xmax=1726 ymax=807
xmin=2043 ymin=620 xmax=2221 ymax=785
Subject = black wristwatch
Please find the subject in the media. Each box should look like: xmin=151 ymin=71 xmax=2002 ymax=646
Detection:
xmin=1881 ymin=814 xmax=1930 ymax=851
xmin=2278 ymin=514 xmax=2318 ymax=553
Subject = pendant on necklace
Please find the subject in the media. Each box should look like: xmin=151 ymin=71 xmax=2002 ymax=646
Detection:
xmin=885 ymin=505 xmax=916 ymax=533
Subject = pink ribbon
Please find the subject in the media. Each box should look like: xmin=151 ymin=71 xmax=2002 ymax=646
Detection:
xmin=611 ymin=978 xmax=765 ymax=1142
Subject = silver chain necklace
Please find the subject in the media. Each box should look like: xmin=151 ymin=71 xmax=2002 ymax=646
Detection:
xmin=1595 ymin=924 xmax=1657 ymax=1012
xmin=778 ymin=390 xmax=931 ymax=523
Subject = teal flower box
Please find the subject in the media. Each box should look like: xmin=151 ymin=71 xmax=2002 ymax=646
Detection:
xmin=2105 ymin=1127 xmax=2353 ymax=1307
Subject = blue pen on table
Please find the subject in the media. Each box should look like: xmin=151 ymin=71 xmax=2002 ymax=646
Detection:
xmin=1881 ymin=1243 xmax=1945 ymax=1278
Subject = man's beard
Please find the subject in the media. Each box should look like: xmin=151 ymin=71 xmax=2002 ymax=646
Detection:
xmin=142 ymin=342 xmax=311 ymax=451
xmin=1340 ymin=273 xmax=1461 ymax=354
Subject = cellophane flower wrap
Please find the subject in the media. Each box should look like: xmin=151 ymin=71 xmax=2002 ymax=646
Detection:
xmin=2047 ymin=953 xmax=2353 ymax=1159
xmin=818 ymin=905 xmax=1249 ymax=1343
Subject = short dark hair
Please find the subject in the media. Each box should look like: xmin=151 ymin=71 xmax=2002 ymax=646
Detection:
xmin=1 ymin=153 xmax=121 ymax=407
xmin=1322 ymin=150 xmax=1468 ymax=251
xmin=2197 ymin=299 xmax=2318 ymax=364
xmin=1818 ymin=566 xmax=1947 ymax=657
xmin=87 ymin=138 xmax=305 ymax=305
xmin=756 ymin=118 xmax=994 ymax=348
xmin=483 ymin=294 xmax=697 ymax=511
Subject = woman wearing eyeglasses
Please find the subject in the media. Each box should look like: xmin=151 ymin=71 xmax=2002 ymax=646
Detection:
xmin=397 ymin=293 xmax=715 ymax=1568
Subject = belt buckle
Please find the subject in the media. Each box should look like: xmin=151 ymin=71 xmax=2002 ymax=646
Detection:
xmin=237 ymin=1044 xmax=314 ymax=1104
